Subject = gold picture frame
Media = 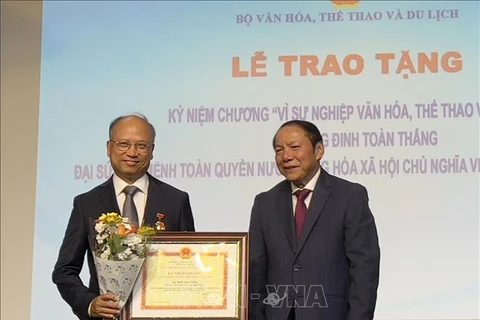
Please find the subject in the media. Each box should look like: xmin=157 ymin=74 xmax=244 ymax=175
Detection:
xmin=124 ymin=232 xmax=249 ymax=320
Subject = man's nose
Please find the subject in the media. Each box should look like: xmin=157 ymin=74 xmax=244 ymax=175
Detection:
xmin=126 ymin=145 xmax=139 ymax=156
xmin=282 ymin=149 xmax=293 ymax=161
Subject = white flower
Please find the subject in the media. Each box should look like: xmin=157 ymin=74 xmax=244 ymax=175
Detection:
xmin=95 ymin=222 xmax=106 ymax=233
xmin=117 ymin=247 xmax=133 ymax=261
xmin=100 ymin=247 xmax=110 ymax=260
xmin=124 ymin=247 xmax=133 ymax=256
xmin=123 ymin=234 xmax=142 ymax=246
xmin=96 ymin=233 xmax=108 ymax=244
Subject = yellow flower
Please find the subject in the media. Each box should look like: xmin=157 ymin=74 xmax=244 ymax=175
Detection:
xmin=98 ymin=212 xmax=123 ymax=225
xmin=138 ymin=226 xmax=156 ymax=237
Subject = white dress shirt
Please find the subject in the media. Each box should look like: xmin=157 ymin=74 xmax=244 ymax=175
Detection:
xmin=290 ymin=167 xmax=321 ymax=215
xmin=112 ymin=173 xmax=149 ymax=225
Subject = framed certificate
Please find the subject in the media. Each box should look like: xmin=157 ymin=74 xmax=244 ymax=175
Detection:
xmin=125 ymin=232 xmax=248 ymax=320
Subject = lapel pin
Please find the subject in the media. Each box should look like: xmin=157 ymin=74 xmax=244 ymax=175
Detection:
xmin=155 ymin=213 xmax=166 ymax=231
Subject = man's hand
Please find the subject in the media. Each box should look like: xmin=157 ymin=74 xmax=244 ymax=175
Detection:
xmin=90 ymin=293 xmax=121 ymax=319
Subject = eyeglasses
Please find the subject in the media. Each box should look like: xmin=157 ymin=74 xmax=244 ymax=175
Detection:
xmin=109 ymin=140 xmax=153 ymax=152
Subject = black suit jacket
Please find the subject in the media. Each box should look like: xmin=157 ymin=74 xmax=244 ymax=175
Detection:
xmin=52 ymin=173 xmax=195 ymax=320
xmin=249 ymin=168 xmax=380 ymax=320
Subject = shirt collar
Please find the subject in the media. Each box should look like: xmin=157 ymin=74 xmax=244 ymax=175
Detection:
xmin=291 ymin=167 xmax=321 ymax=195
xmin=113 ymin=173 xmax=149 ymax=196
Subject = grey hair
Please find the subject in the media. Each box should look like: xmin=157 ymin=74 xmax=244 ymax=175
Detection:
xmin=108 ymin=113 xmax=156 ymax=141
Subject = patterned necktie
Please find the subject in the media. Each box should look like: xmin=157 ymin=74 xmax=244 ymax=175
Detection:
xmin=294 ymin=189 xmax=311 ymax=241
xmin=123 ymin=185 xmax=139 ymax=226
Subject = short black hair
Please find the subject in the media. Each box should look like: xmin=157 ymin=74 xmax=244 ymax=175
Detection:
xmin=108 ymin=113 xmax=156 ymax=141
xmin=272 ymin=120 xmax=323 ymax=149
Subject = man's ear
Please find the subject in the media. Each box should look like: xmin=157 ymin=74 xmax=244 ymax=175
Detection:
xmin=106 ymin=140 xmax=111 ymax=157
xmin=315 ymin=142 xmax=324 ymax=161
xmin=150 ymin=144 xmax=155 ymax=160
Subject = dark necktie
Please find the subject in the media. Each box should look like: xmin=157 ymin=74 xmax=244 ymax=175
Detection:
xmin=123 ymin=185 xmax=139 ymax=226
xmin=294 ymin=189 xmax=311 ymax=241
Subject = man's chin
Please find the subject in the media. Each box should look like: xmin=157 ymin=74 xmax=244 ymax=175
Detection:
xmin=284 ymin=173 xmax=300 ymax=183
xmin=113 ymin=167 xmax=147 ymax=180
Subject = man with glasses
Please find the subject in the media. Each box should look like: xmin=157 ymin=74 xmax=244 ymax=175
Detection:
xmin=52 ymin=113 xmax=195 ymax=320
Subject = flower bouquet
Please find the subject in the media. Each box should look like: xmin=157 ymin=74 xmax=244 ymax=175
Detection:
xmin=93 ymin=212 xmax=156 ymax=315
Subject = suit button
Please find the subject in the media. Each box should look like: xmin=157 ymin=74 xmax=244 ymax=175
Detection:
xmin=293 ymin=265 xmax=300 ymax=271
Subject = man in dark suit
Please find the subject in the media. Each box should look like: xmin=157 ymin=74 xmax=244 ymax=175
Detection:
xmin=248 ymin=120 xmax=380 ymax=320
xmin=52 ymin=113 xmax=195 ymax=319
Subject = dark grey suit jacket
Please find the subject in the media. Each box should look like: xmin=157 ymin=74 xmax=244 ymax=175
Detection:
xmin=249 ymin=168 xmax=380 ymax=320
xmin=52 ymin=173 xmax=195 ymax=320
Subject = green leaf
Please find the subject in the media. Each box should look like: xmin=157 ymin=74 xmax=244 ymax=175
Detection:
xmin=112 ymin=233 xmax=123 ymax=254
xmin=107 ymin=238 xmax=116 ymax=257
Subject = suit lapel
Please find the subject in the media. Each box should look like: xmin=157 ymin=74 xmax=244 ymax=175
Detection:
xmin=143 ymin=174 xmax=163 ymax=227
xmin=276 ymin=181 xmax=296 ymax=253
xmin=98 ymin=177 xmax=120 ymax=213
xmin=296 ymin=168 xmax=332 ymax=253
